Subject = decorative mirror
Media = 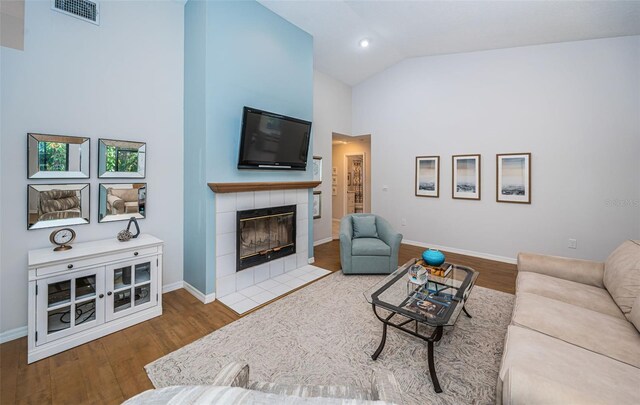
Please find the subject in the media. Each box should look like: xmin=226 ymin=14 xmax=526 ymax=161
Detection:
xmin=28 ymin=184 xmax=90 ymax=230
xmin=98 ymin=139 xmax=146 ymax=178
xmin=99 ymin=183 xmax=146 ymax=223
xmin=28 ymin=133 xmax=90 ymax=179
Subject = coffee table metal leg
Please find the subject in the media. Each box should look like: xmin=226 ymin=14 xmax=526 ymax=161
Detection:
xmin=372 ymin=322 xmax=387 ymax=360
xmin=427 ymin=326 xmax=444 ymax=393
xmin=463 ymin=306 xmax=472 ymax=318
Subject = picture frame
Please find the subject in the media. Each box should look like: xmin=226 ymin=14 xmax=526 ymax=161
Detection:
xmin=415 ymin=156 xmax=440 ymax=198
xmin=332 ymin=167 xmax=337 ymax=175
xmin=332 ymin=186 xmax=337 ymax=196
xmin=98 ymin=138 xmax=146 ymax=179
xmin=313 ymin=191 xmax=321 ymax=219
xmin=452 ymin=154 xmax=481 ymax=200
xmin=27 ymin=133 xmax=90 ymax=179
xmin=332 ymin=175 xmax=337 ymax=186
xmin=312 ymin=156 xmax=322 ymax=182
xmin=496 ymin=153 xmax=531 ymax=204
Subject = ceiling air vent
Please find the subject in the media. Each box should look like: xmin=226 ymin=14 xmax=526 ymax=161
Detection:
xmin=51 ymin=0 xmax=100 ymax=25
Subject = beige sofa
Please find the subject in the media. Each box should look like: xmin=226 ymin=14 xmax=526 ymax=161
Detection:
xmin=106 ymin=188 xmax=139 ymax=215
xmin=497 ymin=240 xmax=640 ymax=405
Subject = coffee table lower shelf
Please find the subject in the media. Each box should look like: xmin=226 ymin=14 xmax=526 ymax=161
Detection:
xmin=370 ymin=303 xmax=472 ymax=393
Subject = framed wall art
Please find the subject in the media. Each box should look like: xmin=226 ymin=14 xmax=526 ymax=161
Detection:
xmin=497 ymin=153 xmax=531 ymax=204
xmin=313 ymin=191 xmax=321 ymax=219
xmin=452 ymin=154 xmax=481 ymax=200
xmin=312 ymin=156 xmax=322 ymax=182
xmin=415 ymin=156 xmax=440 ymax=198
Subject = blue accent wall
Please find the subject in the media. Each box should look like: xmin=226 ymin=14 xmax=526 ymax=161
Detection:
xmin=184 ymin=0 xmax=314 ymax=295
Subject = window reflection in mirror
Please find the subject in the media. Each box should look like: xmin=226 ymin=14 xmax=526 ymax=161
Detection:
xmin=99 ymin=183 xmax=146 ymax=223
xmin=27 ymin=184 xmax=90 ymax=230
xmin=28 ymin=133 xmax=89 ymax=179
xmin=98 ymin=139 xmax=146 ymax=178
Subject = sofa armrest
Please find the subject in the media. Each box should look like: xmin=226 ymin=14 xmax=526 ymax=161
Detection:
xmin=376 ymin=216 xmax=403 ymax=270
xmin=517 ymin=252 xmax=604 ymax=288
xmin=210 ymin=362 xmax=250 ymax=388
xmin=503 ymin=367 xmax=599 ymax=405
xmin=370 ymin=369 xmax=402 ymax=404
xmin=107 ymin=194 xmax=124 ymax=213
xmin=339 ymin=216 xmax=354 ymax=273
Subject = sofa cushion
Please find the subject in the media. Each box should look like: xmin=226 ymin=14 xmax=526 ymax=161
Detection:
xmin=511 ymin=292 xmax=640 ymax=368
xmin=498 ymin=325 xmax=640 ymax=405
xmin=604 ymin=240 xmax=640 ymax=318
xmin=249 ymin=381 xmax=372 ymax=400
xmin=352 ymin=238 xmax=390 ymax=257
xmin=516 ymin=271 xmax=624 ymax=319
xmin=352 ymin=216 xmax=378 ymax=239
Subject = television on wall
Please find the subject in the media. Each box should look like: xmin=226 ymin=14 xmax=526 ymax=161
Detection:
xmin=238 ymin=107 xmax=312 ymax=171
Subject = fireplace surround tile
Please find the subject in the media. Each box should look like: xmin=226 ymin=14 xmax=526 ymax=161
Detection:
xmin=297 ymin=203 xmax=309 ymax=221
xmin=236 ymin=267 xmax=255 ymax=290
xmin=236 ymin=192 xmax=255 ymax=211
xmin=269 ymin=258 xmax=284 ymax=277
xmin=254 ymin=191 xmax=271 ymax=209
xmin=217 ymin=274 xmax=236 ymax=298
xmin=296 ymin=189 xmax=308 ymax=203
xmin=296 ymin=251 xmax=308 ymax=268
xmin=254 ymin=263 xmax=270 ymax=284
xmin=237 ymin=285 xmax=264 ymax=297
xmin=284 ymin=189 xmax=297 ymax=205
xmin=256 ymin=278 xmax=280 ymax=291
xmin=284 ymin=255 xmax=297 ymax=272
xmin=216 ymin=253 xmax=235 ymax=279
xmin=252 ymin=290 xmax=277 ymax=305
xmin=216 ymin=211 xmax=236 ymax=235
xmin=269 ymin=190 xmax=285 ymax=206
xmin=216 ymin=193 xmax=237 ymax=213
xmin=216 ymin=232 xmax=236 ymax=257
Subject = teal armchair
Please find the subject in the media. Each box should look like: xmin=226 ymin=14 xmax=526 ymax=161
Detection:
xmin=339 ymin=214 xmax=403 ymax=275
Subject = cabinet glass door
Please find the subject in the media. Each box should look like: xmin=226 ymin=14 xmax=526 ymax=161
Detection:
xmin=106 ymin=257 xmax=157 ymax=321
xmin=36 ymin=268 xmax=105 ymax=345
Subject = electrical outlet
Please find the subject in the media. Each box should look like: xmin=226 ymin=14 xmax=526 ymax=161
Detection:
xmin=568 ymin=239 xmax=577 ymax=249
xmin=401 ymin=218 xmax=407 ymax=226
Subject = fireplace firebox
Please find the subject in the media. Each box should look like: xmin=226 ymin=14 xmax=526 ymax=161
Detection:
xmin=236 ymin=205 xmax=296 ymax=271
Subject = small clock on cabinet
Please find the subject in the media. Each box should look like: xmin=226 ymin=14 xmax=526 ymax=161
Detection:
xmin=49 ymin=228 xmax=76 ymax=251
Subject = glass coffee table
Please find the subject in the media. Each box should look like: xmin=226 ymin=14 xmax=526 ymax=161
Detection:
xmin=364 ymin=258 xmax=479 ymax=393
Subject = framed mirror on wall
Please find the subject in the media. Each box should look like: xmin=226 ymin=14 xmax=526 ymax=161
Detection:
xmin=27 ymin=184 xmax=90 ymax=230
xmin=99 ymin=183 xmax=146 ymax=223
xmin=27 ymin=133 xmax=90 ymax=179
xmin=98 ymin=139 xmax=146 ymax=178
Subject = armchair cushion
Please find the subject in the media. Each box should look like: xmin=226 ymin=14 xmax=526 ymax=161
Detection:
xmin=352 ymin=215 xmax=378 ymax=238
xmin=603 ymin=240 xmax=640 ymax=317
xmin=352 ymin=238 xmax=391 ymax=257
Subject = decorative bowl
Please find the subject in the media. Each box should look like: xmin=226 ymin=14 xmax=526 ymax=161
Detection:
xmin=422 ymin=249 xmax=445 ymax=267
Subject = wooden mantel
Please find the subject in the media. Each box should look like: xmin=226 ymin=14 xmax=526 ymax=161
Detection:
xmin=208 ymin=181 xmax=321 ymax=193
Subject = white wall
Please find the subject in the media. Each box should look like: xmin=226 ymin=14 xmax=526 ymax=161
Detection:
xmin=353 ymin=36 xmax=640 ymax=262
xmin=312 ymin=70 xmax=352 ymax=243
xmin=0 ymin=1 xmax=184 ymax=336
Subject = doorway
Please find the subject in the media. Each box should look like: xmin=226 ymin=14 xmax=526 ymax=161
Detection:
xmin=331 ymin=133 xmax=371 ymax=239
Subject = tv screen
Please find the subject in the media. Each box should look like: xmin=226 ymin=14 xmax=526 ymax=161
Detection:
xmin=238 ymin=107 xmax=312 ymax=170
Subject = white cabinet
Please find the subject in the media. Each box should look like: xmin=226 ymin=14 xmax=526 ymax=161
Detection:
xmin=28 ymin=234 xmax=163 ymax=363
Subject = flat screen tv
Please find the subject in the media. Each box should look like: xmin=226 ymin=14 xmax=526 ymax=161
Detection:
xmin=238 ymin=107 xmax=312 ymax=170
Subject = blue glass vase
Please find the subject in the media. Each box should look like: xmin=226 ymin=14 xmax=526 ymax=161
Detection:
xmin=422 ymin=249 xmax=445 ymax=267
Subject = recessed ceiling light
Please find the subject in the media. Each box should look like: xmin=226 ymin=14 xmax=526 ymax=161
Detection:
xmin=359 ymin=38 xmax=370 ymax=48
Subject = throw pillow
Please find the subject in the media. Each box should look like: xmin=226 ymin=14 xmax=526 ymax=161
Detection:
xmin=352 ymin=215 xmax=378 ymax=239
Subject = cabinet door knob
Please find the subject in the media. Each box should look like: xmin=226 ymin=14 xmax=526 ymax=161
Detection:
xmin=99 ymin=294 xmax=104 ymax=298
xmin=67 ymin=264 xmax=73 ymax=269
xmin=107 ymin=291 xmax=112 ymax=296
xmin=134 ymin=252 xmax=139 ymax=256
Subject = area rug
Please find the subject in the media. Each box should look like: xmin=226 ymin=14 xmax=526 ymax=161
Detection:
xmin=146 ymin=272 xmax=515 ymax=405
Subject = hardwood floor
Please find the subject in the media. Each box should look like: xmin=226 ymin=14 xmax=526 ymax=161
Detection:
xmin=0 ymin=241 xmax=515 ymax=404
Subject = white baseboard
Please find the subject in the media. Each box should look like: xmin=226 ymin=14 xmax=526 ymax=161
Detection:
xmin=307 ymin=257 xmax=315 ymax=264
xmin=162 ymin=281 xmax=184 ymax=293
xmin=183 ymin=281 xmax=216 ymax=304
xmin=403 ymin=239 xmax=517 ymax=265
xmin=313 ymin=237 xmax=333 ymax=246
xmin=0 ymin=326 xmax=27 ymax=344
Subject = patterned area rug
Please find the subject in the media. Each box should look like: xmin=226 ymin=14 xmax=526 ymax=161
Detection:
xmin=146 ymin=272 xmax=514 ymax=404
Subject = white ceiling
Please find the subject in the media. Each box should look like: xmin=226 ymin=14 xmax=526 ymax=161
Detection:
xmin=259 ymin=0 xmax=640 ymax=86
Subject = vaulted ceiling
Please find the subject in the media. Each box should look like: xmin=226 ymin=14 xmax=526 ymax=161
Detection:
xmin=259 ymin=0 xmax=640 ymax=85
